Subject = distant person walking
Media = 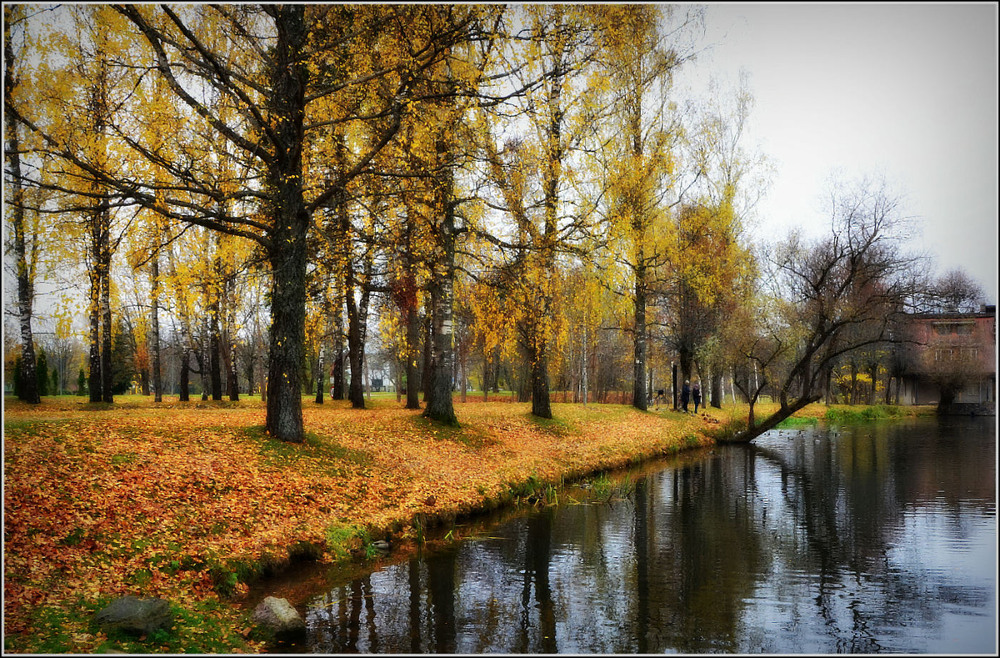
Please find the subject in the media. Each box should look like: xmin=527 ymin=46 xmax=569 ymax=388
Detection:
xmin=692 ymin=382 xmax=702 ymax=413
xmin=681 ymin=380 xmax=690 ymax=413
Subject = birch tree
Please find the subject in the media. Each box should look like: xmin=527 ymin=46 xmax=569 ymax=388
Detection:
xmin=4 ymin=5 xmax=41 ymax=403
xmin=593 ymin=4 xmax=702 ymax=410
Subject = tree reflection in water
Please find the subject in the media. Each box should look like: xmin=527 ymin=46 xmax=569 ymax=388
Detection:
xmin=300 ymin=417 xmax=994 ymax=654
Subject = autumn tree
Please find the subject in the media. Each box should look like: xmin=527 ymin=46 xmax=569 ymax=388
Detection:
xmin=13 ymin=5 xmax=487 ymax=440
xmin=402 ymin=6 xmax=504 ymax=425
xmin=165 ymin=236 xmax=199 ymax=401
xmin=592 ymin=4 xmax=702 ymax=411
xmin=4 ymin=5 xmax=41 ymax=403
xmin=666 ymin=75 xmax=765 ymax=408
xmin=474 ymin=5 xmax=600 ymax=418
xmin=11 ymin=5 xmax=132 ymax=404
xmin=382 ymin=174 xmax=434 ymax=410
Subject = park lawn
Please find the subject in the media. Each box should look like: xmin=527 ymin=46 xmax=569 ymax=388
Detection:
xmin=3 ymin=394 xmax=843 ymax=653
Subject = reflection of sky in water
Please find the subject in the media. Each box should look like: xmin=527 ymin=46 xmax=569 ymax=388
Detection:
xmin=735 ymin=425 xmax=996 ymax=654
xmin=888 ymin=505 xmax=996 ymax=654
xmin=735 ymin=502 xmax=996 ymax=653
xmin=303 ymin=418 xmax=996 ymax=654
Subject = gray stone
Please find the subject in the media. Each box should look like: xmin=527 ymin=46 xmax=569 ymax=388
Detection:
xmin=252 ymin=596 xmax=305 ymax=635
xmin=94 ymin=596 xmax=172 ymax=636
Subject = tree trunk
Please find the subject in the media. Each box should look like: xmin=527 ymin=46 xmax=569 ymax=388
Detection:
xmin=525 ymin=287 xmax=552 ymax=417
xmin=423 ymin=155 xmax=458 ymax=425
xmin=422 ymin=310 xmax=433 ymax=403
xmin=365 ymin=351 xmax=372 ymax=399
xmin=333 ymin=284 xmax=346 ymax=400
xmin=227 ymin=339 xmax=239 ymax=401
xmin=460 ymin=349 xmax=468 ymax=403
xmin=710 ymin=370 xmax=723 ymax=409
xmin=315 ymin=344 xmax=325 ymax=404
xmin=88 ymin=282 xmax=102 ymax=403
xmin=678 ymin=347 xmax=694 ymax=389
xmin=342 ymin=205 xmax=375 ymax=411
xmin=516 ymin=361 xmax=530 ymax=403
xmin=482 ymin=350 xmax=491 ymax=402
xmin=209 ymin=298 xmax=223 ymax=401
xmin=264 ymin=220 xmax=308 ymax=439
xmin=99 ymin=233 xmax=113 ymax=403
xmin=223 ymin=275 xmax=239 ymax=401
xmin=179 ymin=347 xmax=190 ymax=402
xmin=359 ymin=252 xmax=374 ymax=397
xmin=424 ymin=277 xmax=458 ymax=424
xmin=345 ymin=270 xmax=366 ymax=409
xmin=262 ymin=15 xmax=310 ymax=440
xmin=5 ymin=41 xmax=40 ymax=404
xmin=632 ymin=259 xmax=648 ymax=411
xmin=406 ymin=304 xmax=421 ymax=409
xmin=395 ymin=357 xmax=403 ymax=403
xmin=168 ymin=245 xmax=193 ymax=402
xmin=530 ymin=348 xmax=551 ymax=418
xmin=150 ymin=252 xmax=162 ymax=402
xmin=726 ymin=395 xmax=822 ymax=443
xmin=199 ymin=319 xmax=209 ymax=401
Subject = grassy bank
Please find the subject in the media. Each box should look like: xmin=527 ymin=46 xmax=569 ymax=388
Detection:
xmin=2 ymin=395 xmax=929 ymax=653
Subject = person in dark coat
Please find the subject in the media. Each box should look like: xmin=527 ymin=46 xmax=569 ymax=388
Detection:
xmin=692 ymin=381 xmax=702 ymax=413
xmin=680 ymin=380 xmax=690 ymax=412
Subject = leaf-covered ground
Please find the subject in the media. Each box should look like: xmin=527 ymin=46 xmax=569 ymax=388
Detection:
xmin=2 ymin=394 xmax=767 ymax=653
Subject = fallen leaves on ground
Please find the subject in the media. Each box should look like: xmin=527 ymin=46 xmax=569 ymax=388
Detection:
xmin=3 ymin=395 xmax=730 ymax=652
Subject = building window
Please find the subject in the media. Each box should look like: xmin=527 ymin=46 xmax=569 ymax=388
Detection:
xmin=961 ymin=347 xmax=979 ymax=361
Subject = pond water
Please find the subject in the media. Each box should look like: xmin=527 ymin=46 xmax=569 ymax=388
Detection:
xmin=269 ymin=416 xmax=996 ymax=654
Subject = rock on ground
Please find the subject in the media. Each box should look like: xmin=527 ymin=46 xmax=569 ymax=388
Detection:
xmin=93 ymin=596 xmax=172 ymax=636
xmin=252 ymin=596 xmax=305 ymax=635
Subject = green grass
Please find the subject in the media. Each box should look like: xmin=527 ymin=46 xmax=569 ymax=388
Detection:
xmin=324 ymin=523 xmax=379 ymax=561
xmin=584 ymin=471 xmax=636 ymax=503
xmin=2 ymin=597 xmax=255 ymax=654
xmin=775 ymin=416 xmax=819 ymax=429
xmin=825 ymin=404 xmax=907 ymax=424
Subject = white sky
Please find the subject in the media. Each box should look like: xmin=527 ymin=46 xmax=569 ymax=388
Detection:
xmin=675 ymin=1 xmax=999 ymax=303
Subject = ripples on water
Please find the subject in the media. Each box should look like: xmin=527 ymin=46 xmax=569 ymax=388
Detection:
xmin=271 ymin=416 xmax=996 ymax=654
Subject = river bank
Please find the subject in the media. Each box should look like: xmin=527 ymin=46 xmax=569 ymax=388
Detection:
xmin=2 ymin=395 xmax=933 ymax=653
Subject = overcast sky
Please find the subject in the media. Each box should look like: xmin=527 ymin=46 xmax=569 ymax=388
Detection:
xmin=676 ymin=2 xmax=998 ymax=303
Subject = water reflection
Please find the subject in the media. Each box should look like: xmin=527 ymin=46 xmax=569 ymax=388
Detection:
xmin=298 ymin=417 xmax=995 ymax=653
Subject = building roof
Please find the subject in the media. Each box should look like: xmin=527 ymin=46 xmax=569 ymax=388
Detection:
xmin=906 ymin=305 xmax=996 ymax=321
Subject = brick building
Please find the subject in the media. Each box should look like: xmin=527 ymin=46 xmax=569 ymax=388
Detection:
xmin=894 ymin=305 xmax=996 ymax=414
